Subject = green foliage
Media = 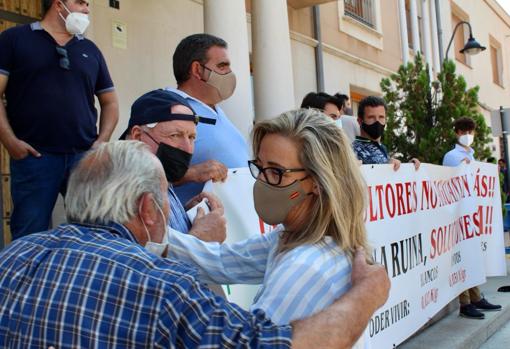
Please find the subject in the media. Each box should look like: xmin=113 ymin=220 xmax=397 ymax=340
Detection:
xmin=380 ymin=53 xmax=492 ymax=164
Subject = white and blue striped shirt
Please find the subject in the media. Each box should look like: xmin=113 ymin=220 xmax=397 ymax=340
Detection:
xmin=167 ymin=226 xmax=352 ymax=325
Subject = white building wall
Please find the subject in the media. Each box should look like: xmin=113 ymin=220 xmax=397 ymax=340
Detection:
xmin=322 ymin=50 xmax=388 ymax=97
xmin=290 ymin=38 xmax=318 ymax=107
xmin=89 ymin=0 xmax=204 ymax=140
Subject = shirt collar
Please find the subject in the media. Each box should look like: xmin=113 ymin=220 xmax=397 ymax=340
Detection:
xmin=72 ymin=221 xmax=139 ymax=243
xmin=31 ymin=21 xmax=85 ymax=40
xmin=454 ymin=143 xmax=474 ymax=155
xmin=355 ymin=135 xmax=379 ymax=144
xmin=165 ymin=87 xmax=219 ymax=117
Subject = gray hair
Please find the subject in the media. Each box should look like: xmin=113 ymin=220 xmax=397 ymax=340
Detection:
xmin=65 ymin=141 xmax=165 ymax=225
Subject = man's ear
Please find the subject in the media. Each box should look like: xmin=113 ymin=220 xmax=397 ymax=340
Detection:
xmin=138 ymin=193 xmax=158 ymax=226
xmin=190 ymin=61 xmax=205 ymax=81
xmin=54 ymin=0 xmax=65 ymax=13
xmin=130 ymin=126 xmax=143 ymax=141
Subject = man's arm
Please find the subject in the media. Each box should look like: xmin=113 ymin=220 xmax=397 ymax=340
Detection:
xmin=162 ymin=248 xmax=388 ymax=348
xmin=410 ymin=158 xmax=421 ymax=170
xmin=185 ymin=192 xmax=224 ymax=213
xmin=186 ymin=192 xmax=226 ymax=242
xmin=0 ymin=75 xmax=40 ymax=159
xmin=292 ymin=249 xmax=390 ymax=348
xmin=389 ymin=157 xmax=401 ymax=171
xmin=175 ymin=160 xmax=228 ymax=185
xmin=189 ymin=206 xmax=227 ymax=243
xmin=93 ymin=91 xmax=119 ymax=148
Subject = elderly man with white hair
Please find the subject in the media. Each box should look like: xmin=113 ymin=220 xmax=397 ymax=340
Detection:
xmin=122 ymin=89 xmax=226 ymax=243
xmin=0 ymin=140 xmax=390 ymax=348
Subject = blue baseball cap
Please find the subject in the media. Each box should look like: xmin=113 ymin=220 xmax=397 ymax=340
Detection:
xmin=120 ymin=89 xmax=215 ymax=139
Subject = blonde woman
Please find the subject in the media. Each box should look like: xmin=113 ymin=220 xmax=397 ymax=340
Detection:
xmin=167 ymin=108 xmax=370 ymax=329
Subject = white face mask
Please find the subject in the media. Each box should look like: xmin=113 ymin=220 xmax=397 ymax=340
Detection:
xmin=458 ymin=134 xmax=474 ymax=147
xmin=145 ymin=229 xmax=169 ymax=257
xmin=335 ymin=118 xmax=343 ymax=129
xmin=141 ymin=199 xmax=170 ymax=257
xmin=59 ymin=1 xmax=90 ymax=35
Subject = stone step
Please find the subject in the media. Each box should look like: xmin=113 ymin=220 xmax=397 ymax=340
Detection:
xmin=399 ymin=258 xmax=510 ymax=349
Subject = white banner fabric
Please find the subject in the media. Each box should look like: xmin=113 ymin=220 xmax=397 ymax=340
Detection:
xmin=208 ymin=162 xmax=506 ymax=348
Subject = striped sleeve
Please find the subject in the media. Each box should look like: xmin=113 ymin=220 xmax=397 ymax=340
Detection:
xmin=167 ymin=228 xmax=280 ymax=285
xmin=250 ymin=244 xmax=352 ymax=325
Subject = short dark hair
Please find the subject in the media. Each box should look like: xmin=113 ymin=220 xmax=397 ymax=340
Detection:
xmin=300 ymin=92 xmax=337 ymax=110
xmin=172 ymin=34 xmax=228 ymax=85
xmin=43 ymin=0 xmax=60 ymax=15
xmin=358 ymin=96 xmax=387 ymax=119
xmin=454 ymin=117 xmax=476 ymax=133
xmin=333 ymin=93 xmax=349 ymax=109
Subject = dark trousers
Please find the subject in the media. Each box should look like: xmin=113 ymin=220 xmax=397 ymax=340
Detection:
xmin=10 ymin=152 xmax=84 ymax=240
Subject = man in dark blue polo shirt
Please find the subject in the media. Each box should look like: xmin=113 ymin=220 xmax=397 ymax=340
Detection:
xmin=0 ymin=0 xmax=119 ymax=239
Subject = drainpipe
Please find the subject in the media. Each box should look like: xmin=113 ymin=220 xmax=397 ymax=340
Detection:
xmin=313 ymin=5 xmax=325 ymax=92
xmin=435 ymin=0 xmax=444 ymax=66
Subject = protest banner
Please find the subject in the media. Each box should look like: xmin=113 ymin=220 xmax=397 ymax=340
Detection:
xmin=209 ymin=162 xmax=506 ymax=348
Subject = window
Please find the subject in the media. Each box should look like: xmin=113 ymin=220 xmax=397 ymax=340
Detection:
xmin=350 ymin=91 xmax=366 ymax=118
xmin=451 ymin=14 xmax=465 ymax=64
xmin=344 ymin=0 xmax=376 ymax=29
xmin=450 ymin=4 xmax=476 ymax=68
xmin=338 ymin=0 xmax=383 ymax=50
xmin=490 ymin=39 xmax=503 ymax=87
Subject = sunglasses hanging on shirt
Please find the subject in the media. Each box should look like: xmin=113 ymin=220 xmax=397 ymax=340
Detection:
xmin=56 ymin=46 xmax=70 ymax=70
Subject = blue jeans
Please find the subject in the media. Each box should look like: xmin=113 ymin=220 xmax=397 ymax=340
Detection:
xmin=10 ymin=152 xmax=84 ymax=240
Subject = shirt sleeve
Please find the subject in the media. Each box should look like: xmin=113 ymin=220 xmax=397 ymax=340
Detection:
xmin=380 ymin=144 xmax=391 ymax=163
xmin=155 ymin=275 xmax=293 ymax=348
xmin=0 ymin=29 xmax=14 ymax=76
xmin=442 ymin=151 xmax=457 ymax=167
xmin=352 ymin=142 xmax=363 ymax=161
xmin=93 ymin=45 xmax=114 ymax=94
xmin=250 ymin=247 xmax=352 ymax=325
xmin=167 ymin=228 xmax=280 ymax=285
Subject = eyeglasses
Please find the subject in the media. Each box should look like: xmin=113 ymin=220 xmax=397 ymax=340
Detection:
xmin=248 ymin=160 xmax=306 ymax=186
xmin=56 ymin=46 xmax=70 ymax=70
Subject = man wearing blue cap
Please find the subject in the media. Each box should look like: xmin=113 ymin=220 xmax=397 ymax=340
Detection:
xmin=121 ymin=89 xmax=225 ymax=243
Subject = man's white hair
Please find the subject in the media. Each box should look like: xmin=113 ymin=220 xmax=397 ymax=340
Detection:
xmin=65 ymin=141 xmax=165 ymax=225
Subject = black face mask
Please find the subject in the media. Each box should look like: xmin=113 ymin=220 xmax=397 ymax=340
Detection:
xmin=361 ymin=121 xmax=385 ymax=140
xmin=144 ymin=130 xmax=192 ymax=182
xmin=156 ymin=143 xmax=192 ymax=182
